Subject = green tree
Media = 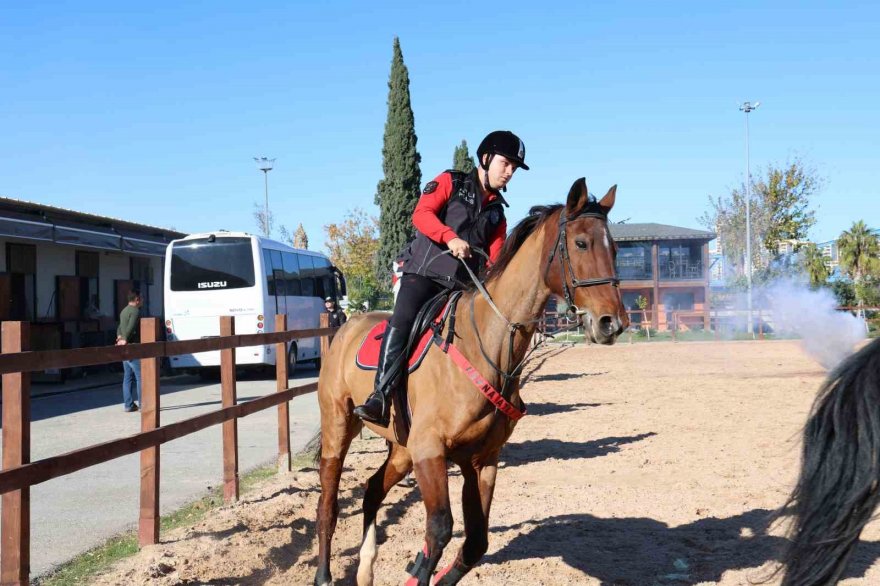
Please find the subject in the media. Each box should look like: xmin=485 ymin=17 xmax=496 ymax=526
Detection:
xmin=324 ymin=209 xmax=382 ymax=311
xmin=453 ymin=140 xmax=475 ymax=173
xmin=828 ymin=280 xmax=856 ymax=307
xmin=375 ymin=37 xmax=422 ymax=285
xmin=838 ymin=220 xmax=880 ymax=308
xmin=800 ymin=243 xmax=829 ymax=289
xmin=754 ymin=160 xmax=818 ymax=254
xmin=700 ymin=159 xmax=820 ymax=280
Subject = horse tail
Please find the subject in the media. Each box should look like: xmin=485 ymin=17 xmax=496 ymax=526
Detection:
xmin=305 ymin=430 xmax=322 ymax=467
xmin=781 ymin=337 xmax=880 ymax=586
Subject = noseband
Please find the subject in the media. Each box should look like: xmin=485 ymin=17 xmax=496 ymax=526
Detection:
xmin=545 ymin=205 xmax=620 ymax=315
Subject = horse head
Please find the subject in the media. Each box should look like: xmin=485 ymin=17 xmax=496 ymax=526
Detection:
xmin=544 ymin=177 xmax=628 ymax=344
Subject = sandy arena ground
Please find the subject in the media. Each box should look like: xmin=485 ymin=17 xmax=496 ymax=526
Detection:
xmin=92 ymin=340 xmax=880 ymax=585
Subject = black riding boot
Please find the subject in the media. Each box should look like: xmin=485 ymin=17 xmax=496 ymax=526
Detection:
xmin=353 ymin=326 xmax=409 ymax=427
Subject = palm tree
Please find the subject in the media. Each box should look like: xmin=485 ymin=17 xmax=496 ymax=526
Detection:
xmin=800 ymin=243 xmax=829 ymax=288
xmin=838 ymin=220 xmax=880 ymax=311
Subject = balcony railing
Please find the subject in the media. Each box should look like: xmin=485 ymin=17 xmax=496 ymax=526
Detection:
xmin=616 ymin=261 xmax=705 ymax=282
xmin=659 ymin=261 xmax=703 ymax=281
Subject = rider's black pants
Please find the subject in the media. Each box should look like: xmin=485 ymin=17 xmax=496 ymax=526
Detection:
xmin=390 ymin=273 xmax=447 ymax=332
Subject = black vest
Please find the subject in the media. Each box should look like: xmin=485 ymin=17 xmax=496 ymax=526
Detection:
xmin=399 ymin=169 xmax=507 ymax=287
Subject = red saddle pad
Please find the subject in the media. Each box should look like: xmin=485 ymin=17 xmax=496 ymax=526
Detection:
xmin=356 ymin=320 xmax=434 ymax=374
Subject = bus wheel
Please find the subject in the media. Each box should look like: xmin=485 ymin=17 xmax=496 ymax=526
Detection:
xmin=287 ymin=344 xmax=298 ymax=374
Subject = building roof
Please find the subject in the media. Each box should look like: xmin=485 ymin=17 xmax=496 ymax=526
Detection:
xmin=609 ymin=222 xmax=716 ymax=243
xmin=0 ymin=196 xmax=187 ymax=256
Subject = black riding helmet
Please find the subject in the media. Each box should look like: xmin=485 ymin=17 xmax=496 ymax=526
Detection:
xmin=476 ymin=130 xmax=529 ymax=171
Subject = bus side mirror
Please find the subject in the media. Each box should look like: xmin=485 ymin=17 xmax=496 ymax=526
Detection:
xmin=334 ymin=269 xmax=347 ymax=297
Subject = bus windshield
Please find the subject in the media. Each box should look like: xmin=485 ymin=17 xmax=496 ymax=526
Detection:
xmin=170 ymin=237 xmax=255 ymax=291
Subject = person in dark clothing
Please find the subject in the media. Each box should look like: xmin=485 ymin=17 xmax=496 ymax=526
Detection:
xmin=324 ymin=297 xmax=347 ymax=328
xmin=116 ymin=289 xmax=142 ymax=412
xmin=354 ymin=130 xmax=529 ymax=426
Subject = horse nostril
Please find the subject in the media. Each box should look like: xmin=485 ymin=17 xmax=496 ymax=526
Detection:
xmin=598 ymin=315 xmax=617 ymax=337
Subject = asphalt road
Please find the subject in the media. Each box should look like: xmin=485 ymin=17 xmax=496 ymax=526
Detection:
xmin=1 ymin=368 xmax=322 ymax=578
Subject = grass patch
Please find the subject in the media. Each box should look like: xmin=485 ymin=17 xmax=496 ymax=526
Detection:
xmin=35 ymin=534 xmax=139 ymax=586
xmin=36 ymin=459 xmax=300 ymax=586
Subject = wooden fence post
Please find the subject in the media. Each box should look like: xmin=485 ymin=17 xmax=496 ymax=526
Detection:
xmin=275 ymin=315 xmax=291 ymax=474
xmin=320 ymin=312 xmax=331 ymax=358
xmin=139 ymin=318 xmax=161 ymax=547
xmin=220 ymin=316 xmax=239 ymax=503
xmin=2 ymin=322 xmax=30 ymax=586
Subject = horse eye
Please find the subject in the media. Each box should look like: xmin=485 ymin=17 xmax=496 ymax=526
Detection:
xmin=575 ymin=240 xmax=588 ymax=250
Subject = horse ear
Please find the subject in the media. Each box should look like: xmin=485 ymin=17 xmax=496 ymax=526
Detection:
xmin=598 ymin=185 xmax=617 ymax=214
xmin=566 ymin=177 xmax=589 ymax=217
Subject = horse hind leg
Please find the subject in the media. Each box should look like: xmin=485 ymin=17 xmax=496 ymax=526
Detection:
xmin=314 ymin=400 xmax=361 ymax=586
xmin=357 ymin=442 xmax=413 ymax=586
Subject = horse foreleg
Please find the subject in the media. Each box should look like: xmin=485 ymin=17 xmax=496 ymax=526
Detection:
xmin=314 ymin=404 xmax=360 ymax=586
xmin=357 ymin=442 xmax=412 ymax=586
xmin=434 ymin=461 xmax=498 ymax=585
xmin=406 ymin=449 xmax=452 ymax=586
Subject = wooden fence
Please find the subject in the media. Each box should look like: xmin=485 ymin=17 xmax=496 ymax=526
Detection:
xmin=0 ymin=313 xmax=336 ymax=586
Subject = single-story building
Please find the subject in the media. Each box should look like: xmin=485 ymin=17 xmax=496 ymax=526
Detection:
xmin=0 ymin=196 xmax=185 ymax=353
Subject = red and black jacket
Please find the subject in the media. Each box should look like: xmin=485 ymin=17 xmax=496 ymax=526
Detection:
xmin=398 ymin=169 xmax=507 ymax=287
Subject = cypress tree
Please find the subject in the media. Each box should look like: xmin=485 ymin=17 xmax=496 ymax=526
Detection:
xmin=375 ymin=37 xmax=422 ymax=284
xmin=453 ymin=140 xmax=475 ymax=173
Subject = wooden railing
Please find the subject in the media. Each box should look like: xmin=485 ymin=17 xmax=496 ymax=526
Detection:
xmin=0 ymin=313 xmax=336 ymax=585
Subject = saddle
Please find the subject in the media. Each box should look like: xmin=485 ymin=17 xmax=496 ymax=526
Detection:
xmin=354 ymin=289 xmax=526 ymax=444
xmin=356 ymin=291 xmax=458 ymax=374
xmin=355 ymin=291 xmax=460 ymax=443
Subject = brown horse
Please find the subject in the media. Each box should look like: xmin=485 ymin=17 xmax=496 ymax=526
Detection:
xmin=313 ymin=178 xmax=627 ymax=586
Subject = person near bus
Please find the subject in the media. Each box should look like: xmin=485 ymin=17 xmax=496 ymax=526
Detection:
xmin=324 ymin=297 xmax=347 ymax=328
xmin=116 ymin=289 xmax=143 ymax=412
xmin=353 ymin=130 xmax=529 ymax=427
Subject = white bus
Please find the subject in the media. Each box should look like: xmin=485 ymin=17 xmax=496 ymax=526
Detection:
xmin=163 ymin=231 xmax=346 ymax=374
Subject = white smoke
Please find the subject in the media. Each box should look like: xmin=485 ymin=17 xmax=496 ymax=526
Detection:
xmin=764 ymin=278 xmax=866 ymax=370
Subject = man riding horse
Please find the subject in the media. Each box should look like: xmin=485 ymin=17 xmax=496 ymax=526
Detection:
xmin=353 ymin=130 xmax=529 ymax=427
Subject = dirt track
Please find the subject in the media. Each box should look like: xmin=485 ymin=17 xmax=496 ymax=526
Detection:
xmin=94 ymin=340 xmax=880 ymax=585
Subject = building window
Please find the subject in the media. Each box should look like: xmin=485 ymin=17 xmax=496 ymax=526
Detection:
xmin=5 ymin=243 xmax=37 ymax=320
xmin=130 ymin=256 xmax=153 ymax=314
xmin=76 ymin=250 xmax=100 ymax=317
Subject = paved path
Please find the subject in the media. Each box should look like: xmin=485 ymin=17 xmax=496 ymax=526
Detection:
xmin=1 ymin=368 xmax=322 ymax=578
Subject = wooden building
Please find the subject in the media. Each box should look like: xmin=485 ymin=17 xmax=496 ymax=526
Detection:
xmin=609 ymin=222 xmax=717 ymax=331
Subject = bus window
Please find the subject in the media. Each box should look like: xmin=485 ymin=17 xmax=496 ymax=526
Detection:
xmin=170 ymin=237 xmax=255 ymax=291
xmin=270 ymin=250 xmax=286 ymax=313
xmin=312 ymin=256 xmax=333 ymax=299
xmin=283 ymin=252 xmax=302 ymax=296
xmin=262 ymin=249 xmax=278 ymax=315
xmin=262 ymin=249 xmax=275 ymax=296
xmin=298 ymin=254 xmax=316 ymax=297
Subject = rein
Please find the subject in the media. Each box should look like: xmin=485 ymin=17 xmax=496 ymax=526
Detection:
xmin=457 ymin=205 xmax=620 ymax=405
xmin=420 ymin=205 xmax=620 ymax=420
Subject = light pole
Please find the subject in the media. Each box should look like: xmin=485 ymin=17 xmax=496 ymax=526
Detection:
xmin=739 ymin=101 xmax=760 ymax=336
xmin=253 ymin=156 xmax=276 ymax=237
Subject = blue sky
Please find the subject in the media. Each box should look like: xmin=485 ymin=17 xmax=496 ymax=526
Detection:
xmin=1 ymin=1 xmax=877 ymax=249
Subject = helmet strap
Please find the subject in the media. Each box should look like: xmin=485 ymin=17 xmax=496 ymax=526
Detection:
xmin=481 ymin=153 xmax=495 ymax=193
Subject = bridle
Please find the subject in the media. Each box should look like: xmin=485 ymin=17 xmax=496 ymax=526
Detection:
xmin=545 ymin=204 xmax=620 ymax=315
xmin=452 ymin=204 xmax=620 ymax=401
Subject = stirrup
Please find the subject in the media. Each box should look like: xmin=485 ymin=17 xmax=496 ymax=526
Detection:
xmin=353 ymin=393 xmax=390 ymax=426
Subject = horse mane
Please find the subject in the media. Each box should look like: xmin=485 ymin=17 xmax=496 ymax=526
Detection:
xmin=485 ymin=204 xmax=563 ymax=284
